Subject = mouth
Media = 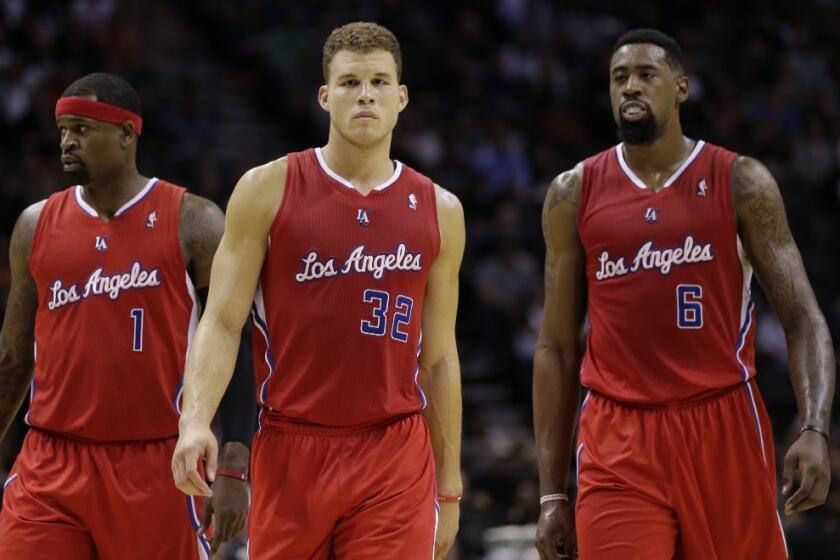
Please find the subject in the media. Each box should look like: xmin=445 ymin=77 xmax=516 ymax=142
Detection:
xmin=354 ymin=112 xmax=378 ymax=120
xmin=620 ymin=101 xmax=649 ymax=122
xmin=61 ymin=155 xmax=84 ymax=171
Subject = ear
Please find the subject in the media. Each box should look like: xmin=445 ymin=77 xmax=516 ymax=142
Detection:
xmin=120 ymin=121 xmax=138 ymax=147
xmin=675 ymin=75 xmax=689 ymax=105
xmin=318 ymin=85 xmax=329 ymax=112
xmin=398 ymin=84 xmax=409 ymax=113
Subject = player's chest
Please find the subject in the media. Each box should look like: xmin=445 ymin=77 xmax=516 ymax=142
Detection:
xmin=581 ymin=179 xmax=733 ymax=280
xmin=33 ymin=218 xmax=178 ymax=309
xmin=275 ymin=190 xmax=436 ymax=282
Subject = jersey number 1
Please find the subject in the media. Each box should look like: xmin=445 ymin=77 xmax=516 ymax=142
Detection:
xmin=130 ymin=308 xmax=144 ymax=351
xmin=676 ymin=284 xmax=703 ymax=329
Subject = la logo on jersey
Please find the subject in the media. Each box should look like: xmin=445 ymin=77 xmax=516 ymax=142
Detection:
xmin=95 ymin=236 xmax=108 ymax=252
xmin=644 ymin=207 xmax=660 ymax=224
xmin=146 ymin=210 xmax=157 ymax=228
xmin=357 ymin=208 xmax=371 ymax=227
xmin=408 ymin=193 xmax=418 ymax=210
xmin=697 ymin=179 xmax=708 ymax=197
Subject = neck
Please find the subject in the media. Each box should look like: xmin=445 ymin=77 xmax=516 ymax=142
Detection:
xmin=320 ymin=128 xmax=394 ymax=194
xmin=81 ymin=164 xmax=149 ymax=218
xmin=622 ymin=120 xmax=692 ymax=174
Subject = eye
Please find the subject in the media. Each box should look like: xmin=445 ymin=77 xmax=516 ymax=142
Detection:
xmin=372 ymin=78 xmax=387 ymax=85
xmin=342 ymin=79 xmax=359 ymax=87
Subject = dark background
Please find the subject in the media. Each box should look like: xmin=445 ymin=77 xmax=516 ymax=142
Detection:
xmin=1 ymin=1 xmax=838 ymax=558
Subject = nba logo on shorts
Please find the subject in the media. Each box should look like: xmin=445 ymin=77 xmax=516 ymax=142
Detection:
xmin=95 ymin=236 xmax=109 ymax=252
xmin=644 ymin=207 xmax=660 ymax=224
xmin=697 ymin=179 xmax=708 ymax=197
xmin=357 ymin=208 xmax=371 ymax=227
xmin=146 ymin=210 xmax=157 ymax=228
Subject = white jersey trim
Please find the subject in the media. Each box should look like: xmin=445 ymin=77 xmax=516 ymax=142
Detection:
xmin=74 ymin=177 xmax=159 ymax=218
xmin=174 ymin=273 xmax=200 ymax=415
xmin=315 ymin=147 xmax=403 ymax=192
xmin=615 ymin=140 xmax=706 ymax=190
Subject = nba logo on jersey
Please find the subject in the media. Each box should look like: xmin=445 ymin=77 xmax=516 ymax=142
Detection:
xmin=95 ymin=236 xmax=108 ymax=252
xmin=357 ymin=208 xmax=371 ymax=227
xmin=697 ymin=179 xmax=708 ymax=197
xmin=146 ymin=210 xmax=157 ymax=228
xmin=644 ymin=207 xmax=660 ymax=224
xmin=408 ymin=193 xmax=418 ymax=210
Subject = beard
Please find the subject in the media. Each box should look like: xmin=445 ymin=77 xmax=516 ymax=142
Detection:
xmin=617 ymin=110 xmax=662 ymax=145
xmin=63 ymin=166 xmax=91 ymax=185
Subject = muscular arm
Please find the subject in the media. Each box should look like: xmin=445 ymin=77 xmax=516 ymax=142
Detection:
xmin=0 ymin=202 xmax=44 ymax=442
xmin=533 ymin=164 xmax=587 ymax=498
xmin=179 ymin=160 xmax=285 ymax=432
xmin=180 ymin=194 xmax=256 ymax=467
xmin=732 ymin=156 xmax=835 ymax=432
xmin=732 ymin=156 xmax=835 ymax=513
xmin=418 ymin=185 xmax=464 ymax=560
xmin=418 ymin=185 xmax=465 ymax=497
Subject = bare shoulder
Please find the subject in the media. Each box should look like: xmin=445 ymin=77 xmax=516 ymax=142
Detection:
xmin=432 ymin=183 xmax=465 ymax=261
xmin=433 ymin=183 xmax=464 ymax=224
xmin=545 ymin=162 xmax=584 ymax=212
xmin=179 ymin=193 xmax=225 ymax=264
xmin=12 ymin=200 xmax=47 ymax=251
xmin=730 ymin=155 xmax=779 ymax=199
xmin=225 ymin=156 xmax=289 ymax=235
xmin=181 ymin=193 xmax=224 ymax=233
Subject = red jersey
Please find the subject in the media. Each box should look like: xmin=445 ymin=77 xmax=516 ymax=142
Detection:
xmin=27 ymin=179 xmax=197 ymax=441
xmin=253 ymin=148 xmax=440 ymax=427
xmin=578 ymin=141 xmax=754 ymax=405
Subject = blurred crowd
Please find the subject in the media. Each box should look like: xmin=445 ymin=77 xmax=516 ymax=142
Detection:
xmin=1 ymin=1 xmax=839 ymax=558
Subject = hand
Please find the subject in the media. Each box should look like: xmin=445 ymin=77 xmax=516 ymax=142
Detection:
xmin=201 ymin=476 xmax=249 ymax=555
xmin=172 ymin=420 xmax=217 ymax=497
xmin=434 ymin=502 xmax=459 ymax=559
xmin=782 ymin=430 xmax=831 ymax=514
xmin=536 ymin=499 xmax=576 ymax=559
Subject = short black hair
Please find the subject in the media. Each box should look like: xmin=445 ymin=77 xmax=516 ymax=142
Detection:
xmin=62 ymin=72 xmax=142 ymax=116
xmin=613 ymin=29 xmax=685 ymax=73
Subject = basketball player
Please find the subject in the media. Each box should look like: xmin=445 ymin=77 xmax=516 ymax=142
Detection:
xmin=0 ymin=73 xmax=256 ymax=559
xmin=534 ymin=29 xmax=835 ymax=559
xmin=171 ymin=22 xmax=464 ymax=559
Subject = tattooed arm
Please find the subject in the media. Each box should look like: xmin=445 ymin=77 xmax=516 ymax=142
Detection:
xmin=534 ymin=163 xmax=587 ymax=560
xmin=0 ymin=202 xmax=44 ymax=442
xmin=732 ymin=156 xmax=835 ymax=514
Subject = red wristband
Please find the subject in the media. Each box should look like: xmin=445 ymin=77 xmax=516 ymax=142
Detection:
xmin=215 ymin=468 xmax=248 ymax=482
xmin=436 ymin=495 xmax=462 ymax=503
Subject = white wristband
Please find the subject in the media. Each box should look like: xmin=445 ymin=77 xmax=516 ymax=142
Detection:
xmin=539 ymin=493 xmax=569 ymax=505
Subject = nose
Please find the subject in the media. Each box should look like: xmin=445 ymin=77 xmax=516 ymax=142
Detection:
xmin=60 ymin=130 xmax=78 ymax=151
xmin=622 ymin=74 xmax=642 ymax=97
xmin=357 ymin=81 xmax=374 ymax=104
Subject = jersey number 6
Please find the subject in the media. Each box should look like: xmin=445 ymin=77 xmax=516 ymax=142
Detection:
xmin=676 ymin=284 xmax=703 ymax=329
xmin=360 ymin=289 xmax=414 ymax=343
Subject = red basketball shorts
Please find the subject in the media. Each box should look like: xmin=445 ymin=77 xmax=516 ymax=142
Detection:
xmin=248 ymin=412 xmax=437 ymax=559
xmin=576 ymin=379 xmax=788 ymax=559
xmin=0 ymin=429 xmax=208 ymax=560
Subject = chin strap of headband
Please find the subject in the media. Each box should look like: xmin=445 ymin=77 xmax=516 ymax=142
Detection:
xmin=55 ymin=97 xmax=143 ymax=135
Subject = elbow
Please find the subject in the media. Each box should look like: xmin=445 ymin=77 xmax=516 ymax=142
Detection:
xmin=534 ymin=339 xmax=583 ymax=378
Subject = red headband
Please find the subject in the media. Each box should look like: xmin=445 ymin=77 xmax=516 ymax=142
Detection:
xmin=55 ymin=97 xmax=143 ymax=135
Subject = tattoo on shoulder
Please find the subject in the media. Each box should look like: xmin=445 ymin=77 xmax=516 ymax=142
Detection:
xmin=731 ymin=156 xmax=791 ymax=245
xmin=180 ymin=194 xmax=224 ymax=283
xmin=547 ymin=167 xmax=582 ymax=212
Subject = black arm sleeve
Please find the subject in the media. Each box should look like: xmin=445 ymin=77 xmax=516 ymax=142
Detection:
xmin=196 ymin=287 xmax=257 ymax=447
xmin=219 ymin=323 xmax=257 ymax=447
